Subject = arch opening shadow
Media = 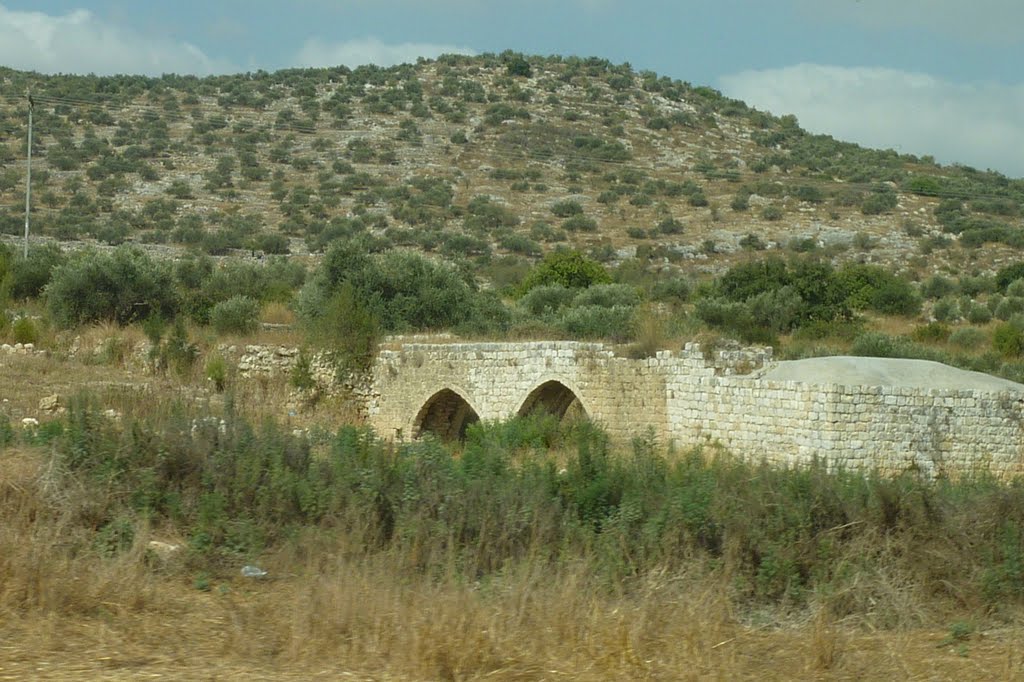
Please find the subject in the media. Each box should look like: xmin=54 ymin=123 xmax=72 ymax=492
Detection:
xmin=517 ymin=380 xmax=588 ymax=422
xmin=413 ymin=389 xmax=480 ymax=441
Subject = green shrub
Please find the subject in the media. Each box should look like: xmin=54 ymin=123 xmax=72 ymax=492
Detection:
xmin=9 ymin=243 xmax=65 ymax=300
xmin=562 ymin=215 xmax=598 ymax=232
xmin=788 ymin=237 xmax=817 ymax=252
xmin=993 ymin=323 xmax=1024 ymax=357
xmin=519 ymin=284 xmax=576 ymax=317
xmin=966 ymin=304 xmax=993 ymax=325
xmin=850 ymin=332 xmax=937 ymax=360
xmin=290 ymin=350 xmax=317 ymax=391
xmin=571 ymin=283 xmax=640 ymax=309
xmin=306 ymin=283 xmax=379 ymax=371
xmin=558 ymin=304 xmax=635 ymax=341
xmin=550 ymin=199 xmax=584 ymax=217
xmin=299 ymin=241 xmax=486 ymax=335
xmin=837 ymin=264 xmax=921 ymax=317
xmin=860 ymin=189 xmax=898 ymax=215
xmin=498 ymin=234 xmax=542 ymax=256
xmin=739 ymin=233 xmax=767 ymax=250
xmin=519 ymin=250 xmax=611 ymax=293
xmin=650 ymin=277 xmax=690 ymax=303
xmin=46 ymin=248 xmax=179 ymax=328
xmin=210 ymin=296 xmax=260 ymax=335
xmin=921 ymin=275 xmax=957 ymax=300
xmin=153 ymin=318 xmax=198 ymax=376
xmin=761 ymin=204 xmax=783 ymax=221
xmin=932 ymin=297 xmax=960 ymax=322
xmin=949 ymin=327 xmax=987 ymax=349
xmin=795 ymin=185 xmax=824 ymax=203
xmin=960 ymin=275 xmax=996 ymax=297
xmin=656 ymin=218 xmax=684 ymax=235
xmin=716 ymin=257 xmax=849 ymax=330
xmin=11 ymin=316 xmax=39 ymax=345
xmin=254 ymin=232 xmax=291 ymax=255
xmin=995 ymin=297 xmax=1024 ymax=321
xmin=1007 ymin=280 xmax=1024 ymax=298
xmin=911 ymin=322 xmax=951 ymax=343
xmin=995 ymin=262 xmax=1024 ymax=291
xmin=746 ymin=286 xmax=805 ymax=334
xmin=205 ymin=354 xmax=229 ymax=392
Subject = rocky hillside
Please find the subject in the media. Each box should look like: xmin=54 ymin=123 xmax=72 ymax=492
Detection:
xmin=1 ymin=52 xmax=1023 ymax=282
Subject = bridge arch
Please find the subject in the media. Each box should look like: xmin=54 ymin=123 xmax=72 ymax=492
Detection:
xmin=413 ymin=387 xmax=480 ymax=441
xmin=517 ymin=379 xmax=589 ymax=422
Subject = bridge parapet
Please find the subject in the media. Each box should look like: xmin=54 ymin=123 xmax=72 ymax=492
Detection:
xmin=366 ymin=337 xmax=1024 ymax=478
xmin=368 ymin=338 xmax=774 ymax=444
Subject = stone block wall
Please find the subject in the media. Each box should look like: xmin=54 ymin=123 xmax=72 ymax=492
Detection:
xmin=367 ymin=339 xmax=1024 ymax=479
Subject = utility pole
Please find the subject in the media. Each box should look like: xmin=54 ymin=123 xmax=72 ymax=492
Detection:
xmin=23 ymin=92 xmax=33 ymax=258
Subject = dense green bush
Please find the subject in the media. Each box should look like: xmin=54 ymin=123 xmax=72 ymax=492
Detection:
xmin=949 ymin=327 xmax=987 ymax=349
xmin=519 ymin=250 xmax=611 ymax=293
xmin=519 ymin=284 xmax=576 ymax=316
xmin=910 ymin=322 xmax=950 ymax=343
xmin=932 ymin=297 xmax=959 ymax=322
xmin=920 ymin=275 xmax=957 ymax=300
xmin=11 ymin=316 xmax=39 ymax=344
xmin=550 ymin=199 xmax=584 ymax=217
xmin=7 ymin=243 xmax=65 ymax=300
xmin=300 ymin=239 xmax=503 ymax=335
xmin=996 ymin=262 xmax=1024 ymax=291
xmin=849 ymin=332 xmax=942 ymax=362
xmin=561 ymin=215 xmax=598 ymax=232
xmin=558 ymin=304 xmax=635 ymax=341
xmin=993 ymin=322 xmax=1024 ymax=357
xmin=210 ymin=295 xmax=260 ymax=335
xmin=46 ymin=247 xmax=179 ymax=327
xmin=966 ymin=303 xmax=993 ymax=325
xmin=715 ymin=257 xmax=850 ymax=331
xmin=836 ymin=264 xmax=921 ymax=317
xmin=571 ymin=283 xmax=640 ymax=309
xmin=253 ymin=232 xmax=291 ymax=254
xmin=860 ymin=189 xmax=898 ymax=215
xmin=995 ymin=297 xmax=1024 ymax=321
xmin=173 ymin=255 xmax=305 ymax=324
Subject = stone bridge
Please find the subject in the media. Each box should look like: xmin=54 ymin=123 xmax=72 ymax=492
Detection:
xmin=368 ymin=339 xmax=1024 ymax=478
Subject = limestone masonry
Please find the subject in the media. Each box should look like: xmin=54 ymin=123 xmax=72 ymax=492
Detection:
xmin=368 ymin=339 xmax=1024 ymax=478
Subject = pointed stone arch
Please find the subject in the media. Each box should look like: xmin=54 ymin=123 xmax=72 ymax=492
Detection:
xmin=413 ymin=388 xmax=480 ymax=441
xmin=517 ymin=379 xmax=588 ymax=422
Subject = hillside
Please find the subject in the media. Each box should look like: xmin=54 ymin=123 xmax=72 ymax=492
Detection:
xmin=2 ymin=52 xmax=1023 ymax=281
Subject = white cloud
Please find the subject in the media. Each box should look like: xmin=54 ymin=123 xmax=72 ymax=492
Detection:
xmin=0 ymin=3 xmax=235 ymax=76
xmin=294 ymin=37 xmax=476 ymax=68
xmin=720 ymin=64 xmax=1024 ymax=177
xmin=791 ymin=0 xmax=1024 ymax=44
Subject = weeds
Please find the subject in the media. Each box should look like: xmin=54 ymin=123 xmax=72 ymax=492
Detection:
xmin=3 ymin=385 xmax=1024 ymax=676
xmin=10 ymin=398 xmax=1022 ymax=621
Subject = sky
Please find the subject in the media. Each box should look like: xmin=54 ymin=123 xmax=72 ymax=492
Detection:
xmin=2 ymin=1 xmax=1023 ymax=177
